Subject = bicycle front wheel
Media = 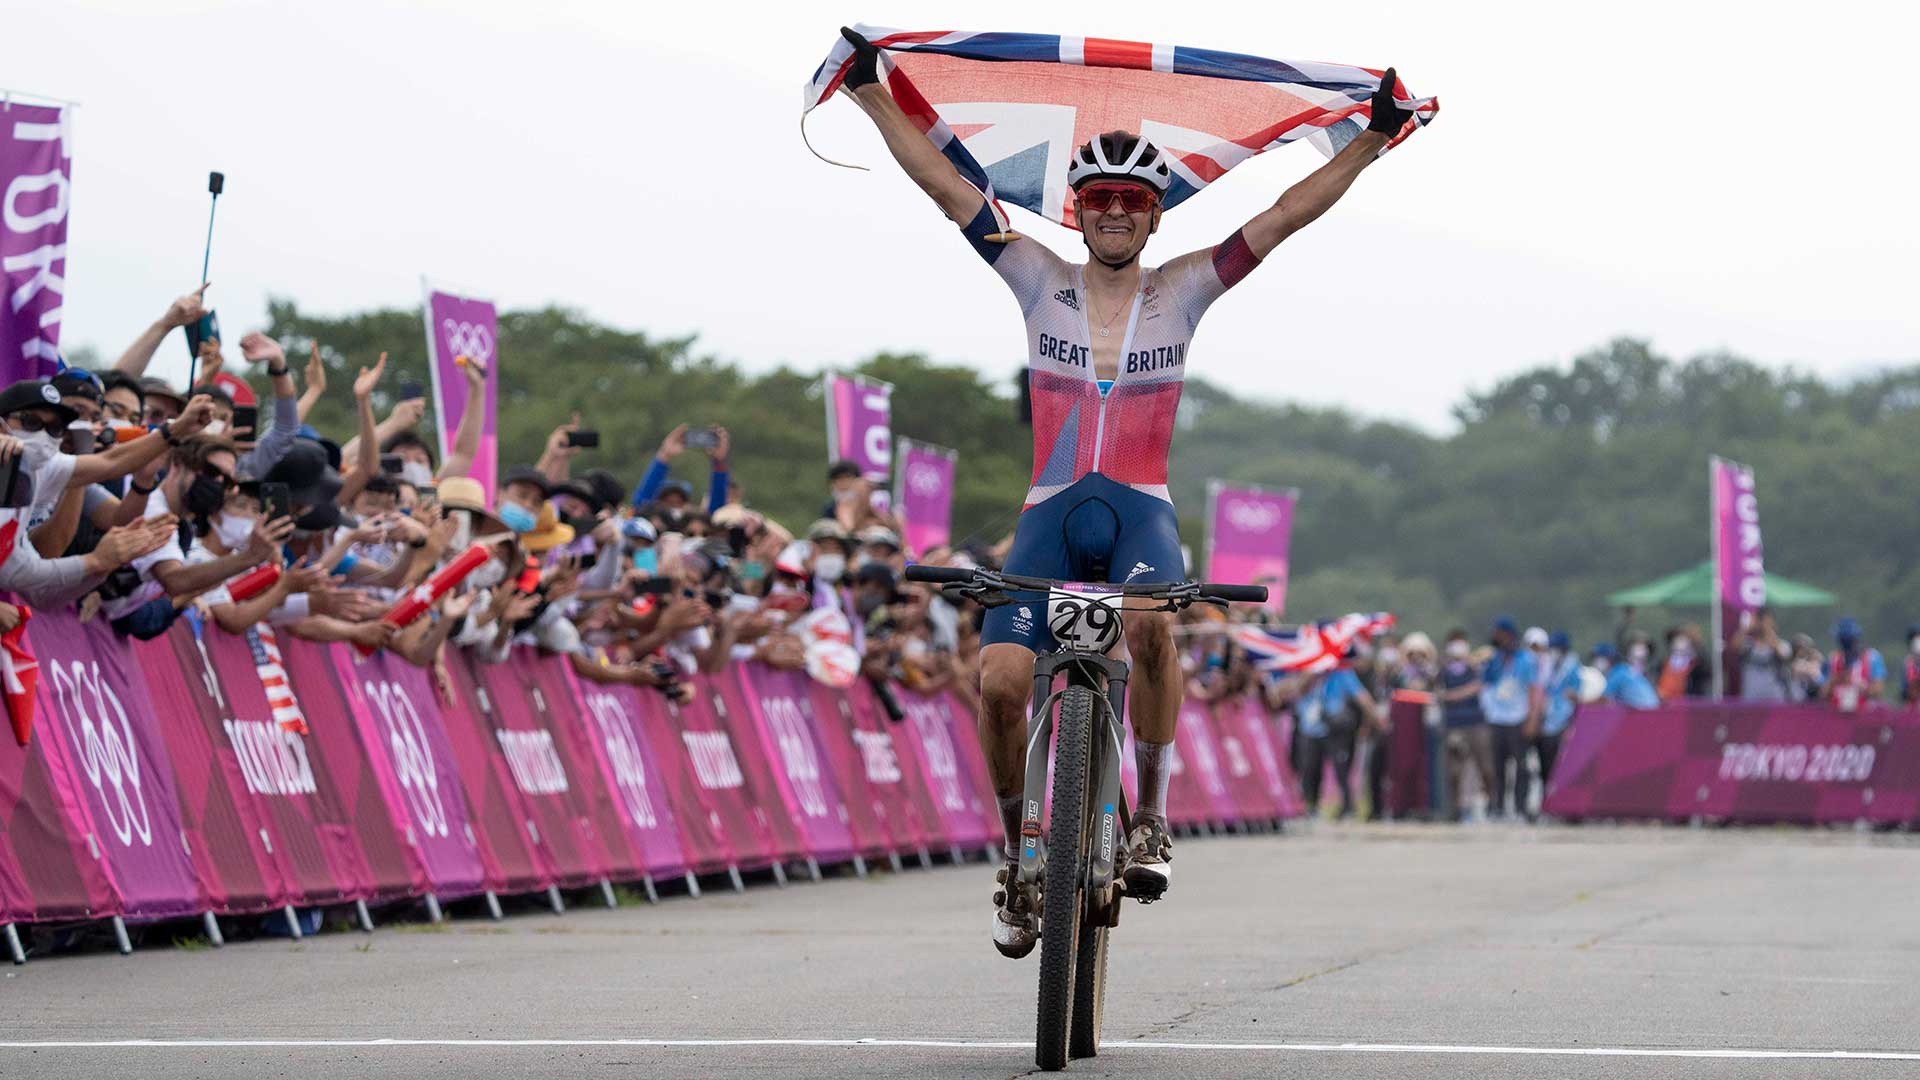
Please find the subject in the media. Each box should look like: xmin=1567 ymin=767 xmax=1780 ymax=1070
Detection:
xmin=1035 ymin=683 xmax=1095 ymax=1071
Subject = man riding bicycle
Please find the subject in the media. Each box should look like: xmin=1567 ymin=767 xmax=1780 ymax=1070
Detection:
xmin=837 ymin=27 xmax=1416 ymax=958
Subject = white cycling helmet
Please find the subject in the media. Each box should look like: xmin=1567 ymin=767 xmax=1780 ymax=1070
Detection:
xmin=1066 ymin=131 xmax=1172 ymax=195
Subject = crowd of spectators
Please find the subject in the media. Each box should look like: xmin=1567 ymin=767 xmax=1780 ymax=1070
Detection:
xmin=10 ymin=284 xmax=1908 ymax=828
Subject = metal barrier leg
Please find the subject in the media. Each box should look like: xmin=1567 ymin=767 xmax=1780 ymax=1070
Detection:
xmin=424 ymin=894 xmax=445 ymax=924
xmin=771 ymin=862 xmax=788 ymax=888
xmin=684 ymin=872 xmax=702 ymax=899
xmin=110 ymin=916 xmax=133 ymax=956
xmin=982 ymin=845 xmax=997 ymax=863
xmin=948 ymin=844 xmax=964 ymax=864
xmin=355 ymin=900 xmax=375 ymax=932
xmin=5 ymin=923 xmax=26 ymax=965
xmin=202 ymin=911 xmax=225 ymax=947
xmin=805 ymin=857 xmax=822 ymax=882
xmin=282 ymin=905 xmax=304 ymax=941
xmin=641 ymin=876 xmax=659 ymax=904
xmin=600 ymin=879 xmax=618 ymax=908
xmin=484 ymin=891 xmax=504 ymax=921
xmin=917 ymin=847 xmax=932 ymax=870
xmin=851 ymin=855 xmax=868 ymax=879
xmin=727 ymin=866 xmax=745 ymax=893
xmin=546 ymin=886 xmax=565 ymax=914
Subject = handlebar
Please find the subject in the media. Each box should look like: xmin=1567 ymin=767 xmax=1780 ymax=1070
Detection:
xmin=903 ymin=564 xmax=1268 ymax=608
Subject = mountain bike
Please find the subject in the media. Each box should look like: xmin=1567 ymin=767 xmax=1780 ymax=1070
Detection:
xmin=904 ymin=565 xmax=1266 ymax=1071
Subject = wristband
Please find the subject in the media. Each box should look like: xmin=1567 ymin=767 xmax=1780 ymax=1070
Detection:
xmin=131 ymin=479 xmax=158 ymax=495
xmin=160 ymin=423 xmax=181 ymax=447
xmin=266 ymin=366 xmax=288 ymax=377
xmin=408 ymin=538 xmax=428 ymax=549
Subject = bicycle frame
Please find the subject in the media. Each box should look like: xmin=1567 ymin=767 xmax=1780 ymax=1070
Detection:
xmin=1018 ymin=648 xmax=1132 ymax=928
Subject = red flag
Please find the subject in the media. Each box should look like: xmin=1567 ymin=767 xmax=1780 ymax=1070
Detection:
xmin=2 ymin=604 xmax=38 ymax=745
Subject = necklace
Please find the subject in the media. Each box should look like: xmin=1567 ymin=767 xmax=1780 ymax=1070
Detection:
xmin=1094 ymin=289 xmax=1131 ymax=338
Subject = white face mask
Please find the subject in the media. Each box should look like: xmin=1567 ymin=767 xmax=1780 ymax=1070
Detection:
xmin=203 ymin=419 xmax=227 ymax=437
xmin=1628 ymin=643 xmax=1650 ymax=663
xmin=1378 ymin=647 xmax=1400 ymax=666
xmin=17 ymin=428 xmax=58 ymax=470
xmin=213 ymin=512 xmax=255 ymax=551
xmin=1445 ymin=640 xmax=1469 ymax=660
xmin=469 ymin=557 xmax=508 ymax=590
xmin=1909 ymin=639 xmax=1920 ymax=657
xmin=813 ymin=553 xmax=846 ymax=582
xmin=400 ymin=460 xmax=434 ymax=487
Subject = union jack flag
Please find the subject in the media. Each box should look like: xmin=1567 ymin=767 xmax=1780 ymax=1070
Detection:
xmin=804 ymin=25 xmax=1438 ymax=232
xmin=1234 ymin=612 xmax=1397 ymax=674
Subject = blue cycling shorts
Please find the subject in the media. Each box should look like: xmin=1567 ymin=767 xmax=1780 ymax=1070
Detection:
xmin=980 ymin=473 xmax=1184 ymax=653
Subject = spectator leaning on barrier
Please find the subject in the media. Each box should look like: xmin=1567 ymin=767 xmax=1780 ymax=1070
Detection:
xmin=1730 ymin=606 xmax=1793 ymax=702
xmin=1824 ymin=617 xmax=1885 ymax=712
xmin=1479 ymin=615 xmax=1542 ymax=820
xmin=1595 ymin=641 xmax=1659 ymax=708
xmin=1655 ymin=623 xmax=1710 ymax=701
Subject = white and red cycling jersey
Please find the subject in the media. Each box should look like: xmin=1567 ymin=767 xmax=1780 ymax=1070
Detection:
xmin=963 ymin=203 xmax=1260 ymax=509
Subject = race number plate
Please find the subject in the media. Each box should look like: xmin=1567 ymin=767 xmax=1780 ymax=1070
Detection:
xmin=1047 ymin=585 xmax=1124 ymax=653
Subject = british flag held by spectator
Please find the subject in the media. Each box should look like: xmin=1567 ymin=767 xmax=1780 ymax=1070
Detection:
xmin=1235 ymin=612 xmax=1396 ymax=674
xmin=803 ymin=25 xmax=1437 ymax=233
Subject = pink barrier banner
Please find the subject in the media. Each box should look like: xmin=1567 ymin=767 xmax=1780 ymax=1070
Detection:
xmin=472 ymin=654 xmax=608 ymax=887
xmin=895 ymin=439 xmax=956 ymax=557
xmin=668 ymin=678 xmax=779 ymax=870
xmin=1205 ymin=483 xmax=1295 ymax=614
xmin=1175 ymin=702 xmax=1240 ymax=825
xmin=136 ymin=629 xmax=284 ymax=915
xmin=702 ymin=671 xmax=814 ymax=864
xmin=517 ymin=651 xmax=661 ymax=883
xmin=28 ymin=610 xmax=204 ymax=919
xmin=894 ymin=687 xmax=998 ymax=851
xmin=1384 ymin=695 xmax=1431 ymax=818
xmin=1201 ymin=701 xmax=1282 ymax=822
xmin=424 ymin=287 xmax=500 ymax=498
xmin=1544 ymin=703 xmax=1920 ymax=824
xmin=0 ymin=101 xmax=71 ymax=385
xmin=171 ymin=623 xmax=381 ymax=911
xmin=559 ymin=669 xmax=691 ymax=880
xmin=631 ymin=689 xmax=739 ymax=875
xmin=824 ymin=373 xmax=893 ymax=483
xmin=1219 ymin=697 xmax=1305 ymax=819
xmin=433 ymin=650 xmax=550 ymax=894
xmin=806 ymin=678 xmax=932 ymax=857
xmin=327 ymin=646 xmax=486 ymax=900
xmin=733 ymin=664 xmax=857 ymax=865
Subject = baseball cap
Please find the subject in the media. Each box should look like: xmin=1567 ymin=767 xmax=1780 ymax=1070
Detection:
xmin=0 ymin=379 xmax=79 ymax=427
xmin=500 ymin=465 xmax=551 ymax=499
xmin=1490 ymin=615 xmax=1519 ymax=636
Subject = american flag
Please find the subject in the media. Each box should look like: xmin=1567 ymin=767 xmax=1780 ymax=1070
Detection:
xmin=804 ymin=25 xmax=1438 ymax=232
xmin=244 ymin=624 xmax=310 ymax=735
xmin=1234 ymin=612 xmax=1397 ymax=674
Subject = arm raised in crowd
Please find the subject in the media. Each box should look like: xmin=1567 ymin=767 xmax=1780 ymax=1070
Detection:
xmin=335 ymin=352 xmax=386 ymax=504
xmin=114 ymin=285 xmax=208 ymax=376
xmin=68 ymin=398 xmax=216 ymax=488
xmin=537 ymin=415 xmax=583 ymax=484
xmin=230 ymin=333 xmax=301 ymax=481
xmin=296 ymin=344 xmax=328 ymax=424
xmin=437 ymin=357 xmax=487 ymax=480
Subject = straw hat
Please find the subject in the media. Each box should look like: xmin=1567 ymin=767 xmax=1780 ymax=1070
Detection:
xmin=520 ymin=502 xmax=577 ymax=554
xmin=435 ymin=476 xmax=512 ymax=538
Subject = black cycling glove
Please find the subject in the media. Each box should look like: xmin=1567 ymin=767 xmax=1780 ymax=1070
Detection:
xmin=1367 ymin=66 xmax=1411 ymax=136
xmin=840 ymin=26 xmax=881 ymax=90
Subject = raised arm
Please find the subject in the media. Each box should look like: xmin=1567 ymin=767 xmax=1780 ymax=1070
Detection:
xmin=335 ymin=352 xmax=386 ymax=504
xmin=437 ymin=357 xmax=487 ymax=481
xmin=115 ymin=285 xmax=209 ymax=376
xmin=1238 ymin=69 xmax=1415 ymax=259
xmin=839 ymin=27 xmax=984 ymax=225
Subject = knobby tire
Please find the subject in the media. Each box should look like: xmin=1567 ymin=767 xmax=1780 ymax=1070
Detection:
xmin=1035 ymin=685 xmax=1095 ymax=1071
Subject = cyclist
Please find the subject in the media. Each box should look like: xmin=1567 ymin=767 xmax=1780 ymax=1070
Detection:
xmin=836 ymin=27 xmax=1417 ymax=957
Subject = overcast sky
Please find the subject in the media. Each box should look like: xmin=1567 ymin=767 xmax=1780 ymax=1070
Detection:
xmin=12 ymin=1 xmax=1917 ymax=431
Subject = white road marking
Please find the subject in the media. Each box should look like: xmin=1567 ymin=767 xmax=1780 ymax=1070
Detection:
xmin=0 ymin=1038 xmax=1914 ymax=1060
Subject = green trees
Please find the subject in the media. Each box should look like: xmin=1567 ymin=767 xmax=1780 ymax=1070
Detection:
xmin=242 ymin=301 xmax=1917 ymax=652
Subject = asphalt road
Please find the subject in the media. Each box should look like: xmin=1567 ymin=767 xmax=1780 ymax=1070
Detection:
xmin=5 ymin=822 xmax=1917 ymax=1079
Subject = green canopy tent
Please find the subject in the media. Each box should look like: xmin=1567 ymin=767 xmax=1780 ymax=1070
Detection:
xmin=1606 ymin=561 xmax=1837 ymax=608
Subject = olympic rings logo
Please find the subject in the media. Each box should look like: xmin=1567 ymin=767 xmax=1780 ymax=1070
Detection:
xmin=365 ymin=678 xmax=449 ymax=840
xmin=50 ymin=659 xmax=152 ymax=848
xmin=441 ymin=319 xmax=494 ymax=365
xmin=1225 ymin=499 xmax=1285 ymax=534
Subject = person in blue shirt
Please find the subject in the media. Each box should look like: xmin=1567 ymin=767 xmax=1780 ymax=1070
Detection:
xmin=1292 ymin=660 xmax=1374 ymax=819
xmin=1478 ymin=615 xmax=1542 ymax=820
xmin=1536 ymin=630 xmax=1582 ymax=787
xmin=1899 ymin=625 xmax=1920 ymax=707
xmin=1825 ymin=617 xmax=1886 ymax=712
xmin=1595 ymin=642 xmax=1660 ymax=708
xmin=1436 ymin=628 xmax=1495 ymax=821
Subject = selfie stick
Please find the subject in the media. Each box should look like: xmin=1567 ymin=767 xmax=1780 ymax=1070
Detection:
xmin=188 ymin=171 xmax=224 ymax=388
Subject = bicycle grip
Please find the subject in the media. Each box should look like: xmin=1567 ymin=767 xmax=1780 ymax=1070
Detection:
xmin=1198 ymin=583 xmax=1268 ymax=604
xmin=904 ymin=565 xmax=973 ymax=585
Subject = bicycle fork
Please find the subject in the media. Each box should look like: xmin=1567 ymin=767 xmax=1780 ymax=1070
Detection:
xmin=1019 ymin=652 xmax=1133 ymax=928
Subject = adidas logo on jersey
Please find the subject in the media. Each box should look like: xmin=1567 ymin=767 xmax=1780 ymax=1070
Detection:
xmin=1053 ymin=288 xmax=1080 ymax=311
xmin=1124 ymin=562 xmax=1156 ymax=582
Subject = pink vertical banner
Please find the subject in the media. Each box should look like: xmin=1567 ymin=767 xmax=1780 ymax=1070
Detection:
xmin=824 ymin=373 xmax=893 ymax=483
xmin=0 ymin=101 xmax=71 ymax=384
xmin=1176 ymin=701 xmax=1240 ymax=826
xmin=423 ymin=285 xmax=500 ymax=498
xmin=1205 ymin=483 xmax=1296 ymax=614
xmin=895 ymin=439 xmax=957 ymax=557
xmin=1712 ymin=456 xmax=1765 ymax=697
xmin=734 ymin=664 xmax=856 ymax=865
xmin=559 ymin=669 xmax=691 ymax=880
xmin=805 ymin=677 xmax=933 ymax=856
xmin=894 ymin=687 xmax=997 ymax=850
